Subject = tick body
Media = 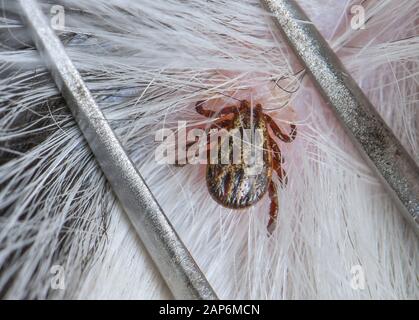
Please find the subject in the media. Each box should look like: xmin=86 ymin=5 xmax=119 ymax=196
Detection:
xmin=206 ymin=103 xmax=272 ymax=209
xmin=192 ymin=100 xmax=296 ymax=233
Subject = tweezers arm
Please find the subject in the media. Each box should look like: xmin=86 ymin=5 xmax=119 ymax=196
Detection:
xmin=262 ymin=0 xmax=419 ymax=235
xmin=17 ymin=0 xmax=218 ymax=299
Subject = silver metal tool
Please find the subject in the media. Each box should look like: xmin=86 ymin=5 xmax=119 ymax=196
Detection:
xmin=262 ymin=0 xmax=419 ymax=235
xmin=17 ymin=0 xmax=218 ymax=299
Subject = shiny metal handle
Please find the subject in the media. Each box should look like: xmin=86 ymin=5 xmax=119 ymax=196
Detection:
xmin=263 ymin=0 xmax=419 ymax=235
xmin=17 ymin=0 xmax=218 ymax=299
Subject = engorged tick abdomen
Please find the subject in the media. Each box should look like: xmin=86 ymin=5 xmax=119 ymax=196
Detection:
xmin=206 ymin=107 xmax=273 ymax=209
xmin=207 ymin=163 xmax=271 ymax=209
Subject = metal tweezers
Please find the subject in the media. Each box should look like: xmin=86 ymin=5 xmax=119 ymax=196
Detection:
xmin=17 ymin=0 xmax=419 ymax=300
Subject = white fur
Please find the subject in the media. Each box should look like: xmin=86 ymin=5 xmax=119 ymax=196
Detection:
xmin=0 ymin=0 xmax=417 ymax=299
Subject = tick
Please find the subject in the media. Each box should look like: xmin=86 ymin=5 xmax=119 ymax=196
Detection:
xmin=183 ymin=99 xmax=297 ymax=234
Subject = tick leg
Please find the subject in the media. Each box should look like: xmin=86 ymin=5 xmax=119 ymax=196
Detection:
xmin=218 ymin=104 xmax=240 ymax=116
xmin=273 ymin=160 xmax=288 ymax=186
xmin=269 ymin=136 xmax=284 ymax=164
xmin=208 ymin=115 xmax=233 ymax=130
xmin=174 ymin=139 xmax=195 ymax=167
xmin=265 ymin=114 xmax=297 ymax=143
xmin=175 ymin=116 xmax=233 ymax=166
xmin=196 ymin=100 xmax=239 ymax=118
xmin=267 ymin=180 xmax=279 ymax=235
xmin=269 ymin=137 xmax=288 ymax=185
xmin=196 ymin=100 xmax=216 ymax=118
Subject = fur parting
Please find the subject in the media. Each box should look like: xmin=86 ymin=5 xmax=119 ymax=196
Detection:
xmin=0 ymin=0 xmax=417 ymax=299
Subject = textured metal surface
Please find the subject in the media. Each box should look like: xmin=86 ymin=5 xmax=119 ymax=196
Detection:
xmin=17 ymin=0 xmax=218 ymax=299
xmin=262 ymin=0 xmax=419 ymax=235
